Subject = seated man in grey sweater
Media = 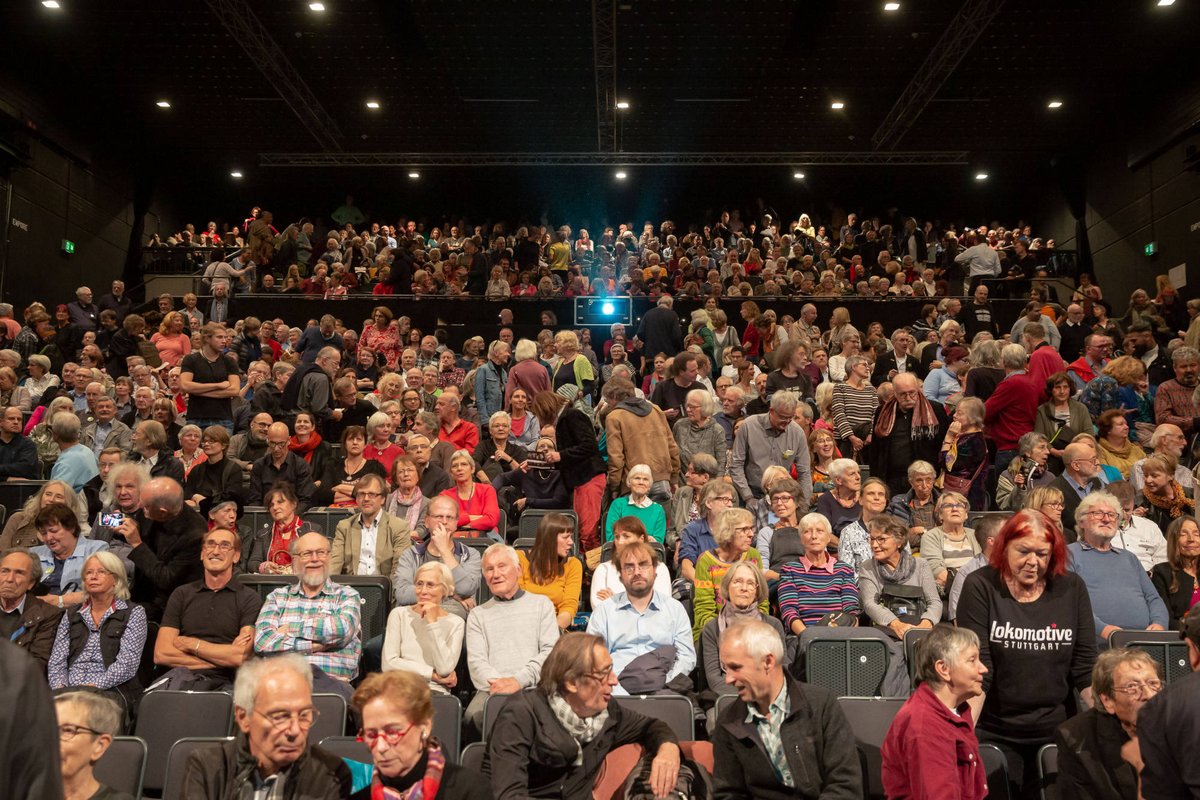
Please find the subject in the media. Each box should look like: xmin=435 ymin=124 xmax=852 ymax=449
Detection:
xmin=465 ymin=543 xmax=560 ymax=733
xmin=391 ymin=496 xmax=482 ymax=621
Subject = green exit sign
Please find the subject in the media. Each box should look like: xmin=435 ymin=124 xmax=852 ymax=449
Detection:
xmin=1144 ymin=241 xmax=1157 ymax=256
xmin=62 ymin=239 xmax=75 ymax=255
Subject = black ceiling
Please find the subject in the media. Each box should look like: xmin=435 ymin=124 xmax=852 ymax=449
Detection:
xmin=4 ymin=0 xmax=1198 ymax=167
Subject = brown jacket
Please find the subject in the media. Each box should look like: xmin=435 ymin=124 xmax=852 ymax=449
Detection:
xmin=330 ymin=510 xmax=412 ymax=578
xmin=11 ymin=594 xmax=65 ymax=672
xmin=604 ymin=398 xmax=681 ymax=490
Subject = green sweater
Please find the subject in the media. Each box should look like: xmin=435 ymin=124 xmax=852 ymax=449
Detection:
xmin=604 ymin=496 xmax=667 ymax=543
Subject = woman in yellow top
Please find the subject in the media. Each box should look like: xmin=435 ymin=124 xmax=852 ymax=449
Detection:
xmin=517 ymin=512 xmax=583 ymax=631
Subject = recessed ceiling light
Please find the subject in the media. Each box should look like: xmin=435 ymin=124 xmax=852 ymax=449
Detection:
xmin=230 ymin=171 xmax=243 ymax=179
xmin=615 ymin=171 xmax=627 ymax=180
xmin=407 ymin=171 xmax=419 ymax=179
xmin=793 ymin=172 xmax=805 ymax=180
xmin=884 ymin=2 xmax=901 ymax=10
xmin=830 ymin=101 xmax=845 ymax=110
xmin=309 ymin=2 xmax=325 ymax=10
xmin=155 ymin=100 xmax=171 ymax=108
xmin=1158 ymin=0 xmax=1175 ymax=6
xmin=42 ymin=0 xmax=61 ymax=8
xmin=365 ymin=100 xmax=380 ymax=109
xmin=1047 ymin=100 xmax=1063 ymax=109
xmin=975 ymin=172 xmax=989 ymax=180
xmin=615 ymin=101 xmax=630 ymax=110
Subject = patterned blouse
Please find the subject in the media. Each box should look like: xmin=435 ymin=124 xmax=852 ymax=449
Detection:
xmin=48 ymin=599 xmax=148 ymax=690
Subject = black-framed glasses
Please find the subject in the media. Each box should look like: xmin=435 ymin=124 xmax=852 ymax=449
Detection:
xmin=255 ymin=707 xmax=318 ymax=731
xmin=1111 ymin=680 xmax=1162 ymax=696
xmin=358 ymin=721 xmax=418 ymax=746
xmin=58 ymin=724 xmax=101 ymax=741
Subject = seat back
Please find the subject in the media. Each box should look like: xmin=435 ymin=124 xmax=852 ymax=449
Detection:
xmin=979 ymin=743 xmax=1012 ymax=800
xmin=333 ymin=574 xmax=392 ymax=643
xmin=712 ymin=693 xmax=739 ymax=725
xmin=460 ymin=741 xmax=486 ymax=773
xmin=614 ymin=695 xmax=695 ymax=741
xmin=0 ymin=480 xmax=46 ymax=514
xmin=1039 ymin=742 xmax=1058 ymax=800
xmin=319 ymin=735 xmax=372 ymax=764
xmin=518 ymin=508 xmax=578 ymax=540
xmin=1108 ymin=629 xmax=1191 ymax=684
xmin=0 ymin=503 xmax=7 ymax=528
xmin=805 ymin=638 xmax=890 ymax=697
xmin=135 ymin=690 xmax=234 ymax=792
xmin=236 ymin=574 xmax=292 ymax=604
xmin=310 ymin=693 xmax=348 ymax=744
xmin=242 ymin=505 xmax=271 ymax=533
xmin=903 ymin=628 xmax=932 ymax=690
xmin=482 ymin=692 xmax=517 ymax=741
xmin=838 ymin=697 xmax=905 ymax=799
xmin=305 ymin=507 xmax=355 ymax=536
xmin=93 ymin=735 xmax=147 ymax=799
xmin=163 ymin=736 xmax=234 ymax=800
xmin=599 ymin=540 xmax=666 ymax=565
xmin=431 ymin=693 xmax=462 ymax=763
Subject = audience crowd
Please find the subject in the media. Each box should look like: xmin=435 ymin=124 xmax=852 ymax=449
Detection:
xmin=7 ymin=204 xmax=1200 ymax=800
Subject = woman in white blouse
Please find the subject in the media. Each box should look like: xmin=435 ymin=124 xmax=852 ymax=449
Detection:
xmin=381 ymin=561 xmax=465 ymax=694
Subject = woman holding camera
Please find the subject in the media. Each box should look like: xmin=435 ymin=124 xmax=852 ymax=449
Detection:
xmin=996 ymin=432 xmax=1055 ymax=512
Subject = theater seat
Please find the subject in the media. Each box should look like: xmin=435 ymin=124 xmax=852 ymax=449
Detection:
xmin=93 ymin=735 xmax=147 ymax=799
xmin=1038 ymin=743 xmax=1058 ymax=800
xmin=163 ymin=736 xmax=234 ymax=800
xmin=838 ymin=697 xmax=905 ymax=800
xmin=135 ymin=690 xmax=233 ymax=793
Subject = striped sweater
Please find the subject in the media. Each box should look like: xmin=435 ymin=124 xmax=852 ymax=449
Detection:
xmin=778 ymin=557 xmax=862 ymax=631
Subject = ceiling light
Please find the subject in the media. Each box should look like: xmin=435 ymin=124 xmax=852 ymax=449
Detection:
xmin=975 ymin=172 xmax=989 ymax=180
xmin=830 ymin=101 xmax=845 ymax=110
xmin=1158 ymin=0 xmax=1175 ymax=6
xmin=42 ymin=0 xmax=61 ymax=8
xmin=615 ymin=171 xmax=627 ymax=180
xmin=365 ymin=100 xmax=380 ymax=109
xmin=793 ymin=172 xmax=805 ymax=180
xmin=230 ymin=171 xmax=243 ymax=179
xmin=407 ymin=171 xmax=419 ymax=179
xmin=884 ymin=2 xmax=901 ymax=10
xmin=1047 ymin=100 xmax=1063 ymax=109
xmin=615 ymin=101 xmax=630 ymax=110
xmin=155 ymin=100 xmax=171 ymax=108
xmin=309 ymin=2 xmax=325 ymax=10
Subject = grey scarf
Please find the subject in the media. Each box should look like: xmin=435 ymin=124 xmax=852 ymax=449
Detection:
xmin=548 ymin=692 xmax=609 ymax=766
xmin=876 ymin=551 xmax=918 ymax=584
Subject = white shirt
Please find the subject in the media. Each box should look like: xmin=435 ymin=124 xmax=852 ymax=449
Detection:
xmin=1115 ymin=516 xmax=1169 ymax=572
xmin=356 ymin=512 xmax=382 ymax=576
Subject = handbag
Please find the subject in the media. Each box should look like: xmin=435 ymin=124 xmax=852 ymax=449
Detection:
xmin=879 ymin=583 xmax=927 ymax=626
xmin=942 ymin=455 xmax=985 ymax=497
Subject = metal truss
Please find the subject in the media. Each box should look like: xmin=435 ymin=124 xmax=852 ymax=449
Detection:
xmin=257 ymin=151 xmax=970 ymax=167
xmin=205 ymin=0 xmax=343 ymax=152
xmin=592 ymin=0 xmax=618 ymax=153
xmin=871 ymin=0 xmax=1006 ymax=151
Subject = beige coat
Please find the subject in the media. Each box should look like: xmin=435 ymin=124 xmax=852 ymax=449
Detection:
xmin=330 ymin=511 xmax=412 ymax=578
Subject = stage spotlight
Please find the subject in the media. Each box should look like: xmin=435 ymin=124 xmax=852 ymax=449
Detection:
xmin=366 ymin=100 xmax=380 ymax=109
xmin=156 ymin=100 xmax=171 ymax=108
xmin=1158 ymin=0 xmax=1175 ymax=7
xmin=42 ymin=0 xmax=62 ymax=8
xmin=1047 ymin=100 xmax=1063 ymax=109
xmin=615 ymin=171 xmax=627 ymax=180
xmin=309 ymin=2 xmax=326 ymax=10
xmin=793 ymin=171 xmax=805 ymax=179
xmin=830 ymin=101 xmax=845 ymax=110
xmin=884 ymin=2 xmax=901 ymax=10
xmin=615 ymin=101 xmax=630 ymax=109
xmin=408 ymin=171 xmax=419 ymax=179
xmin=975 ymin=172 xmax=989 ymax=181
xmin=230 ymin=171 xmax=243 ymax=179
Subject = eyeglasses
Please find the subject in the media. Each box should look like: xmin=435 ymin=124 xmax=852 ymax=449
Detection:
xmin=868 ymin=536 xmax=894 ymax=545
xmin=356 ymin=491 xmax=384 ymax=499
xmin=255 ymin=707 xmax=319 ymax=731
xmin=709 ymin=496 xmax=734 ymax=505
xmin=620 ymin=561 xmax=655 ymax=574
xmin=58 ymin=724 xmax=101 ymax=741
xmin=1072 ymin=457 xmax=1100 ymax=466
xmin=941 ymin=503 xmax=967 ymax=511
xmin=733 ymin=525 xmax=756 ymax=534
xmin=358 ymin=721 xmax=417 ymax=746
xmin=1044 ymin=501 xmax=1065 ymax=509
xmin=296 ymin=549 xmax=330 ymax=560
xmin=769 ymin=495 xmax=796 ymax=505
xmin=202 ymin=541 xmax=237 ymax=552
xmin=1085 ymin=510 xmax=1119 ymax=521
xmin=1111 ymin=680 xmax=1162 ymax=696
xmin=585 ymin=665 xmax=615 ymax=684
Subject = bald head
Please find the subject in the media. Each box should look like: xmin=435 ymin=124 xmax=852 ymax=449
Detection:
xmin=1063 ymin=441 xmax=1098 ymax=480
xmin=141 ymin=477 xmax=184 ymax=521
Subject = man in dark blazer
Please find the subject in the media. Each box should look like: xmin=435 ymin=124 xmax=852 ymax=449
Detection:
xmin=0 ymin=548 xmax=64 ymax=671
xmin=871 ymin=329 xmax=927 ymax=388
xmin=918 ymin=320 xmax=963 ymax=374
xmin=1048 ymin=440 xmax=1104 ymax=543
xmin=866 ymin=373 xmax=949 ymax=496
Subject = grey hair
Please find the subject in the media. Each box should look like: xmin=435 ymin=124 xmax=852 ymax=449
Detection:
xmin=914 ymin=624 xmax=981 ymax=687
xmin=55 ymin=690 xmax=123 ymax=738
xmin=51 ymin=412 xmax=81 ymax=443
xmin=488 ymin=339 xmax=509 ymax=358
xmin=1 ymin=547 xmax=42 ymax=586
xmin=482 ymin=542 xmax=520 ymax=569
xmin=688 ymin=452 xmax=720 ymax=477
xmin=1172 ymin=346 xmax=1200 ymax=365
xmin=626 ymin=463 xmax=653 ymax=487
xmin=970 ymin=339 xmax=1001 ymax=369
xmin=686 ymin=388 xmax=714 ymax=417
xmin=768 ymin=391 xmax=800 ymax=415
xmin=1001 ymin=343 xmax=1029 ymax=370
xmin=415 ymin=560 xmax=455 ymax=597
xmin=366 ymin=411 xmax=391 ymax=436
xmin=722 ymin=618 xmax=784 ymax=662
xmin=844 ymin=354 xmax=869 ymax=373
xmin=1018 ymin=431 xmax=1049 ymax=455
xmin=513 ymin=339 xmax=539 ymax=362
xmin=488 ymin=410 xmax=512 ymax=427
xmin=907 ymin=460 xmax=936 ymax=479
xmin=233 ymin=653 xmax=313 ymax=714
xmin=827 ymin=457 xmax=860 ymax=482
xmin=84 ymin=551 xmax=131 ymax=601
xmin=798 ymin=512 xmax=833 ymax=536
xmin=1075 ymin=491 xmax=1122 ymax=529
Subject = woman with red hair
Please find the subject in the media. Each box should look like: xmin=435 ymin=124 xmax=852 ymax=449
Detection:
xmin=956 ymin=509 xmax=1097 ymax=799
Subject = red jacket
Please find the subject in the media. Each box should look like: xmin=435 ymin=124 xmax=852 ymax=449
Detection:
xmin=984 ymin=372 xmax=1041 ymax=451
xmin=881 ymin=683 xmax=988 ymax=800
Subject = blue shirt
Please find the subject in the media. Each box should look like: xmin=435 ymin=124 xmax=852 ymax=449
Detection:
xmin=1068 ymin=541 xmax=1169 ymax=632
xmin=678 ymin=519 xmax=716 ymax=567
xmin=50 ymin=444 xmax=100 ymax=492
xmin=586 ymin=589 xmax=695 ymax=695
xmin=34 ymin=537 xmax=108 ymax=596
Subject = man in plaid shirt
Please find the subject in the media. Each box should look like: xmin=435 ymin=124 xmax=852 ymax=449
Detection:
xmin=254 ymin=531 xmax=361 ymax=701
